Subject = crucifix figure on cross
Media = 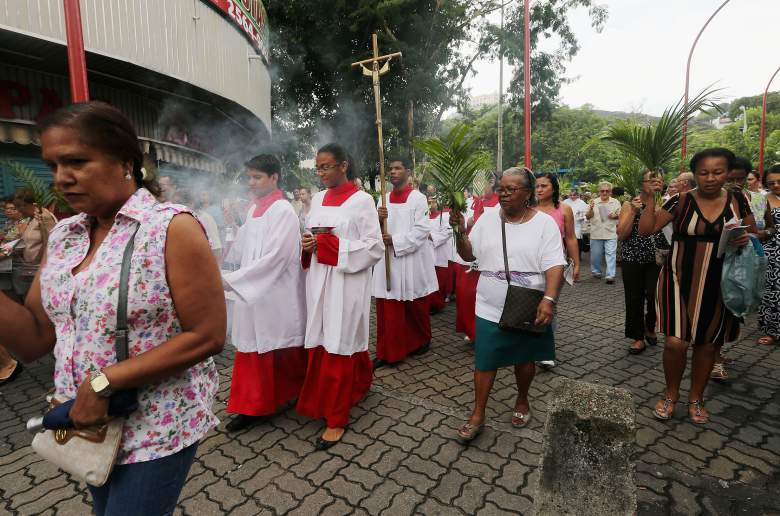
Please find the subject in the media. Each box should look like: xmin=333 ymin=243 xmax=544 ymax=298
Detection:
xmin=352 ymin=34 xmax=402 ymax=290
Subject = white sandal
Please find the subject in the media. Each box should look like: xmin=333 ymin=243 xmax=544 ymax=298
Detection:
xmin=511 ymin=410 xmax=532 ymax=427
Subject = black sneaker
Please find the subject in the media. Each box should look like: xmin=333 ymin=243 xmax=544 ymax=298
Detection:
xmin=411 ymin=342 xmax=431 ymax=356
xmin=225 ymin=414 xmax=266 ymax=432
xmin=372 ymin=357 xmax=389 ymax=369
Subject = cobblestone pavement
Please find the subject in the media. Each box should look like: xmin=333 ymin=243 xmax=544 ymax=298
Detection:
xmin=1 ymin=273 xmax=779 ymax=515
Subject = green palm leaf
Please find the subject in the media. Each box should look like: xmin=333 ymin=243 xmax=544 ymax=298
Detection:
xmin=413 ymin=123 xmax=491 ymax=213
xmin=0 ymin=159 xmax=61 ymax=209
xmin=601 ymin=87 xmax=721 ymax=173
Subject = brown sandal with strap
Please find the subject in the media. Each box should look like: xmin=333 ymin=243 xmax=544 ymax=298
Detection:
xmin=688 ymin=400 xmax=709 ymax=424
xmin=653 ymin=397 xmax=676 ymax=420
xmin=457 ymin=421 xmax=484 ymax=442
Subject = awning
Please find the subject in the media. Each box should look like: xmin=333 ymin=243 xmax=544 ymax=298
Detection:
xmin=0 ymin=120 xmax=39 ymax=146
xmin=0 ymin=120 xmax=225 ymax=174
xmin=140 ymin=138 xmax=226 ymax=174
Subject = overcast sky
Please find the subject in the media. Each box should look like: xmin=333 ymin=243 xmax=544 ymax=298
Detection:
xmin=466 ymin=0 xmax=780 ymax=116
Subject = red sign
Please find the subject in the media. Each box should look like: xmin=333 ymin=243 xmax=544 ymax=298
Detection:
xmin=205 ymin=0 xmax=269 ymax=60
xmin=0 ymin=80 xmax=63 ymax=121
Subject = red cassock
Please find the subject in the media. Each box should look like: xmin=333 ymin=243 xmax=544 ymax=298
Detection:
xmin=296 ymin=181 xmax=378 ymax=428
xmin=228 ymin=348 xmax=307 ymax=416
xmin=450 ymin=193 xmax=497 ymax=340
xmin=429 ymin=266 xmax=452 ymax=312
xmin=375 ymin=297 xmax=431 ymax=362
xmin=374 ymin=185 xmax=436 ymax=362
xmin=454 ymin=263 xmax=479 ymax=341
xmin=428 ymin=208 xmax=454 ymax=313
xmin=225 ymin=189 xmax=308 ymax=417
xmin=296 ymin=347 xmax=373 ymax=428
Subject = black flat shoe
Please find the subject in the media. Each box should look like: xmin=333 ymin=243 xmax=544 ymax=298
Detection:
xmin=315 ymin=434 xmax=344 ymax=451
xmin=411 ymin=342 xmax=431 ymax=356
xmin=645 ymin=335 xmax=658 ymax=346
xmin=225 ymin=414 xmax=266 ymax=432
xmin=628 ymin=344 xmax=647 ymax=355
xmin=0 ymin=362 xmax=23 ymax=386
xmin=372 ymin=358 xmax=388 ymax=369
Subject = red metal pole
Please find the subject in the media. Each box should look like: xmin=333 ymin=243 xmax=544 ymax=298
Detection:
xmin=759 ymin=66 xmax=780 ymax=178
xmin=523 ymin=0 xmax=531 ymax=169
xmin=680 ymin=0 xmax=730 ymax=171
xmin=63 ymin=0 xmax=90 ymax=102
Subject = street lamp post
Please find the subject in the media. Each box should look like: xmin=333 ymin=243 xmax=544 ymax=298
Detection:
xmin=63 ymin=0 xmax=90 ymax=102
xmin=496 ymin=1 xmax=505 ymax=175
xmin=680 ymin=0 xmax=731 ymax=170
xmin=523 ymin=0 xmax=531 ymax=169
xmin=759 ymin=65 xmax=780 ymax=178
xmin=740 ymin=105 xmax=747 ymax=135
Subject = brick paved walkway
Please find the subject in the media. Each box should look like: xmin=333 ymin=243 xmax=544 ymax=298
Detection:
xmin=1 ymin=274 xmax=779 ymax=515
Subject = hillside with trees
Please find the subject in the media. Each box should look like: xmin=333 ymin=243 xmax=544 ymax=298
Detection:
xmin=444 ymin=91 xmax=780 ymax=192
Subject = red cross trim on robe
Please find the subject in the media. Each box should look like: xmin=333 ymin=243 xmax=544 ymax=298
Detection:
xmin=472 ymin=193 xmax=498 ymax=223
xmin=252 ymin=189 xmax=285 ymax=218
xmin=389 ymin=184 xmax=413 ymax=204
xmin=429 ymin=207 xmax=450 ymax=219
xmin=302 ymin=181 xmax=359 ymax=269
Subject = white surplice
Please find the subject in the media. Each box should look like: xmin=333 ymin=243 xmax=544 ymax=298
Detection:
xmin=304 ymin=189 xmax=384 ymax=355
xmin=372 ymin=190 xmax=438 ymax=301
xmin=222 ymin=200 xmax=306 ymax=354
xmin=429 ymin=210 xmax=454 ymax=267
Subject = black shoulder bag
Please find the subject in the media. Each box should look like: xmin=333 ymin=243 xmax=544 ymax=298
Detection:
xmin=497 ymin=216 xmax=547 ymax=336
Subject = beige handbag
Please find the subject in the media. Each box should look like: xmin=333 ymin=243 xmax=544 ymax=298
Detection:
xmin=31 ymin=225 xmax=139 ymax=486
xmin=32 ymin=399 xmax=125 ymax=486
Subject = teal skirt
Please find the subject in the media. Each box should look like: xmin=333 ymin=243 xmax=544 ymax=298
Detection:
xmin=474 ymin=316 xmax=555 ymax=371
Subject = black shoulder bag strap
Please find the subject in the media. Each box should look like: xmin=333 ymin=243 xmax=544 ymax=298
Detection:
xmin=501 ymin=214 xmax=511 ymax=286
xmin=115 ymin=224 xmax=140 ymax=362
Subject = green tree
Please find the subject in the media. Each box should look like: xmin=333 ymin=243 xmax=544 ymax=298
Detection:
xmin=264 ymin=0 xmax=609 ymax=187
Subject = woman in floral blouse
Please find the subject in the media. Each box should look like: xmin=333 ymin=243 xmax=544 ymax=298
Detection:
xmin=0 ymin=102 xmax=226 ymax=515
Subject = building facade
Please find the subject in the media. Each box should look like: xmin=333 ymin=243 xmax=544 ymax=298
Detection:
xmin=0 ymin=0 xmax=271 ymax=198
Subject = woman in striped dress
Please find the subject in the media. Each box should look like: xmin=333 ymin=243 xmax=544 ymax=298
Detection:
xmin=639 ymin=148 xmax=755 ymax=424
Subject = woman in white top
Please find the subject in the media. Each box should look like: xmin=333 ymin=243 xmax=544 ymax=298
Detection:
xmin=450 ymin=167 xmax=565 ymax=441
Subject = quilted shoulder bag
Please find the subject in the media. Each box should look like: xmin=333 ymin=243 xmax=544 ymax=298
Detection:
xmin=31 ymin=224 xmax=140 ymax=486
xmin=497 ymin=216 xmax=546 ymax=335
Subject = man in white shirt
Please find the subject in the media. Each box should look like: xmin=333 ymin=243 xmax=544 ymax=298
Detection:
xmin=563 ymin=188 xmax=588 ymax=260
xmin=373 ymin=159 xmax=438 ymax=368
xmin=586 ymin=181 xmax=621 ymax=284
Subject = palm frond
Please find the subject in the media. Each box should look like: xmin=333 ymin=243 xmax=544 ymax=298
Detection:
xmin=0 ymin=160 xmax=62 ymax=209
xmin=601 ymin=87 xmax=722 ymax=172
xmin=413 ymin=123 xmax=491 ymax=212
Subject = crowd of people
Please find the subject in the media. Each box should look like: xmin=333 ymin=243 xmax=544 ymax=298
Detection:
xmin=0 ymin=101 xmax=778 ymax=514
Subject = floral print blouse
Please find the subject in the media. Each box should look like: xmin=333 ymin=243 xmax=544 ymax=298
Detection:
xmin=41 ymin=188 xmax=219 ymax=464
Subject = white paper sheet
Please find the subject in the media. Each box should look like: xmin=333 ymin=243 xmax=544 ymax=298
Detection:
xmin=716 ymin=217 xmax=747 ymax=258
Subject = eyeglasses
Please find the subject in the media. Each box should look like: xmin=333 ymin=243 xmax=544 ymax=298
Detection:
xmin=496 ymin=187 xmax=528 ymax=195
xmin=316 ymin=162 xmax=343 ymax=173
xmin=598 ymin=190 xmax=611 ymax=194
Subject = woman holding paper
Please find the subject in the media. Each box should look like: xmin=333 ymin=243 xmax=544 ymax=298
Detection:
xmin=639 ymin=148 xmax=755 ymax=424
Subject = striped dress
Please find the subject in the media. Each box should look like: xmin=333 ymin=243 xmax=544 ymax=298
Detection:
xmin=656 ymin=190 xmax=750 ymax=346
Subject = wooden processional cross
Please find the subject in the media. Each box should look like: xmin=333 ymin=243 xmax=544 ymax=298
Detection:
xmin=352 ymin=34 xmax=401 ymax=290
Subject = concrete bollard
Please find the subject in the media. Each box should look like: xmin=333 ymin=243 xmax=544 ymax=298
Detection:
xmin=532 ymin=377 xmax=637 ymax=516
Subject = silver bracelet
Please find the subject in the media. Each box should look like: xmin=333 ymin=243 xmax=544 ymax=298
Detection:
xmin=543 ymin=295 xmax=557 ymax=305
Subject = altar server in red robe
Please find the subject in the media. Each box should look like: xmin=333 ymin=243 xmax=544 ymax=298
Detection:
xmin=222 ymin=155 xmax=307 ymax=432
xmin=297 ymin=143 xmax=384 ymax=450
xmin=372 ymin=159 xmax=438 ymax=368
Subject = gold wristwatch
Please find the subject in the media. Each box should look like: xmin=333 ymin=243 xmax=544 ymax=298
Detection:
xmin=89 ymin=371 xmax=113 ymax=398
